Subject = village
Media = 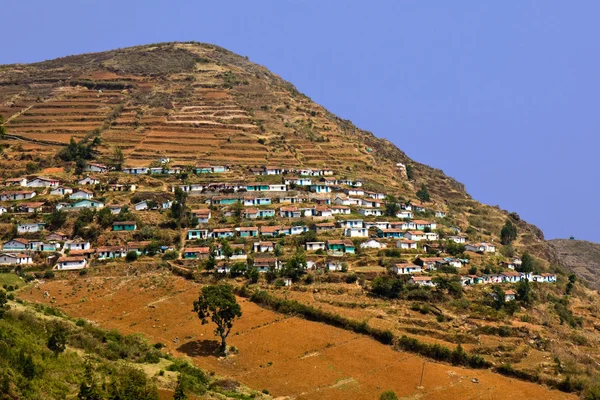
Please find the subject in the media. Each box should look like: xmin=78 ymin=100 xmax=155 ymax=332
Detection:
xmin=0 ymin=160 xmax=557 ymax=293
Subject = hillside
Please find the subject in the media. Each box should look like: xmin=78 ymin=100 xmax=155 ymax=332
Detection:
xmin=0 ymin=42 xmax=548 ymax=258
xmin=1 ymin=42 xmax=600 ymax=399
xmin=549 ymin=239 xmax=600 ymax=290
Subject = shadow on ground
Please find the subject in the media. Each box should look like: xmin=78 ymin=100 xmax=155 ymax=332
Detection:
xmin=177 ymin=339 xmax=220 ymax=357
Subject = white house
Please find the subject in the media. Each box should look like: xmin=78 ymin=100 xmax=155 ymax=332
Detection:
xmin=358 ymin=208 xmax=384 ymax=217
xmin=330 ymin=205 xmax=351 ymax=215
xmin=337 ymin=220 xmax=364 ymax=229
xmin=134 ymin=201 xmax=149 ymax=211
xmin=55 ymin=256 xmax=87 ymax=270
xmin=392 ymin=263 xmax=422 ymax=275
xmin=409 ymin=276 xmax=436 ymax=287
xmin=78 ymin=176 xmax=100 ymax=185
xmin=253 ymin=241 xmax=274 ymax=253
xmin=0 ymin=191 xmax=36 ymax=201
xmin=305 ymin=242 xmax=326 ymax=251
xmin=64 ymin=240 xmax=91 ymax=251
xmin=466 ymin=242 xmax=496 ymax=253
xmin=84 ymin=163 xmax=109 ymax=173
xmin=50 ymin=186 xmax=73 ymax=196
xmin=344 ymin=227 xmax=368 ymax=237
xmin=396 ymin=239 xmax=418 ymax=250
xmin=69 ymin=189 xmax=94 ymax=200
xmin=27 ymin=177 xmax=60 ymax=188
xmin=448 ymin=235 xmax=466 ymax=244
xmin=396 ymin=210 xmax=413 ymax=219
xmin=0 ymin=253 xmax=32 ymax=265
xmin=365 ymin=221 xmax=390 ymax=230
xmin=17 ymin=223 xmax=45 ymax=234
xmin=361 ymin=239 xmax=386 ymax=249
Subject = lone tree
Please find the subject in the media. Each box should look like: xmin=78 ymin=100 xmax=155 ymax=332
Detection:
xmin=416 ymin=184 xmax=430 ymax=202
xmin=500 ymin=219 xmax=518 ymax=245
xmin=47 ymin=322 xmax=68 ymax=356
xmin=193 ymin=285 xmax=242 ymax=355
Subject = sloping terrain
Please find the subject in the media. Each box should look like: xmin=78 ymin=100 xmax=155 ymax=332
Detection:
xmin=0 ymin=42 xmax=547 ymax=258
xmin=549 ymin=239 xmax=600 ymax=290
xmin=1 ymin=42 xmax=598 ymax=399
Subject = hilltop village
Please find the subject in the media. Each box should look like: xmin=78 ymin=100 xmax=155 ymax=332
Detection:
xmin=0 ymin=159 xmax=556 ymax=292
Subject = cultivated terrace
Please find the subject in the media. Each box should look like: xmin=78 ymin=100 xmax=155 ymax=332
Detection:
xmin=0 ymin=42 xmax=598 ymax=398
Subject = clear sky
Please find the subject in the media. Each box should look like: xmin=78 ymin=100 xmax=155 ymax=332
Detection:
xmin=3 ymin=1 xmax=600 ymax=242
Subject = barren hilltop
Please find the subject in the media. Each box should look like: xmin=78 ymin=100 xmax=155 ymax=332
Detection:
xmin=0 ymin=42 xmax=598 ymax=399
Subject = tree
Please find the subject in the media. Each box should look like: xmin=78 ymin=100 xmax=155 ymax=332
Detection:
xmin=96 ymin=206 xmax=114 ymax=229
xmin=47 ymin=209 xmax=67 ymax=230
xmin=0 ymin=290 xmax=8 ymax=318
xmin=126 ymin=251 xmax=138 ymax=262
xmin=78 ymin=358 xmax=102 ymax=400
xmin=517 ymin=252 xmax=535 ymax=273
xmin=380 ymin=391 xmax=399 ymax=400
xmin=416 ymin=184 xmax=430 ymax=202
xmin=384 ymin=195 xmax=400 ymax=217
xmin=516 ymin=279 xmax=534 ymax=307
xmin=113 ymin=146 xmax=124 ymax=171
xmin=173 ymin=373 xmax=187 ymax=400
xmin=492 ymin=285 xmax=505 ymax=310
xmin=193 ymin=285 xmax=242 ymax=355
xmin=47 ymin=322 xmax=68 ymax=356
xmin=405 ymin=164 xmax=414 ymax=180
xmin=282 ymin=251 xmax=306 ymax=281
xmin=500 ymin=219 xmax=518 ymax=245
xmin=371 ymin=276 xmax=404 ymax=299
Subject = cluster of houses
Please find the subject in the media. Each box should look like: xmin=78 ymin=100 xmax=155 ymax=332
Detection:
xmin=0 ymin=162 xmax=559 ymax=289
xmin=391 ymin=256 xmax=556 ymax=288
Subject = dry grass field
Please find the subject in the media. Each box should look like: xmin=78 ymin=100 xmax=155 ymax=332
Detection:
xmin=20 ymin=267 xmax=575 ymax=400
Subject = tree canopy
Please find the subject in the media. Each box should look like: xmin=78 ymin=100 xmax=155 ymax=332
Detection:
xmin=500 ymin=219 xmax=518 ymax=245
xmin=193 ymin=285 xmax=242 ymax=355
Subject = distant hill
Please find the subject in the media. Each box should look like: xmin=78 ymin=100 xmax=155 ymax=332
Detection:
xmin=549 ymin=239 xmax=600 ymax=290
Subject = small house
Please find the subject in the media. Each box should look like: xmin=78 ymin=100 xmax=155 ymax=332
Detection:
xmin=55 ymin=256 xmax=87 ymax=270
xmin=112 ymin=221 xmax=137 ymax=231
xmin=84 ymin=163 xmax=109 ymax=173
xmin=69 ymin=189 xmax=94 ymax=200
xmin=327 ymin=240 xmax=355 ymax=255
xmin=344 ymin=227 xmax=368 ymax=238
xmin=50 ymin=186 xmax=73 ymax=196
xmin=392 ymin=263 xmax=422 ymax=275
xmin=187 ymin=229 xmax=209 ymax=240
xmin=253 ymin=241 xmax=274 ymax=253
xmin=96 ymin=246 xmax=126 ymax=259
xmin=409 ymin=276 xmax=436 ymax=287
xmin=396 ymin=239 xmax=418 ymax=250
xmin=236 ymin=227 xmax=259 ymax=238
xmin=27 ymin=176 xmax=60 ymax=188
xmin=77 ymin=176 xmax=100 ymax=185
xmin=360 ymin=239 xmax=386 ymax=249
xmin=305 ymin=242 xmax=326 ymax=251
xmin=183 ymin=247 xmax=210 ymax=260
xmin=0 ymin=253 xmax=32 ymax=265
xmin=17 ymin=223 xmax=45 ymax=234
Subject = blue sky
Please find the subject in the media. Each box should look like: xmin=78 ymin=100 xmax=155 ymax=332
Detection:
xmin=3 ymin=1 xmax=600 ymax=242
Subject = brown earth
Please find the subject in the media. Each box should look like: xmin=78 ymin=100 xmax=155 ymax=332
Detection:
xmin=20 ymin=271 xmax=573 ymax=400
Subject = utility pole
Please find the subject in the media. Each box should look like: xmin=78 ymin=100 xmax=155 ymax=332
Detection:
xmin=417 ymin=361 xmax=426 ymax=389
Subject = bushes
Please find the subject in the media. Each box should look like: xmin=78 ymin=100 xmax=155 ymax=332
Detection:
xmin=396 ymin=336 xmax=490 ymax=369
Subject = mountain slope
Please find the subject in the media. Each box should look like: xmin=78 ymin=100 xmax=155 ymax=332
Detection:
xmin=0 ymin=41 xmax=550 ymax=260
xmin=549 ymin=239 xmax=600 ymax=290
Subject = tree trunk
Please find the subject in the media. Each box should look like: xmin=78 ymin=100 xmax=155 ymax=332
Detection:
xmin=220 ymin=335 xmax=227 ymax=355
